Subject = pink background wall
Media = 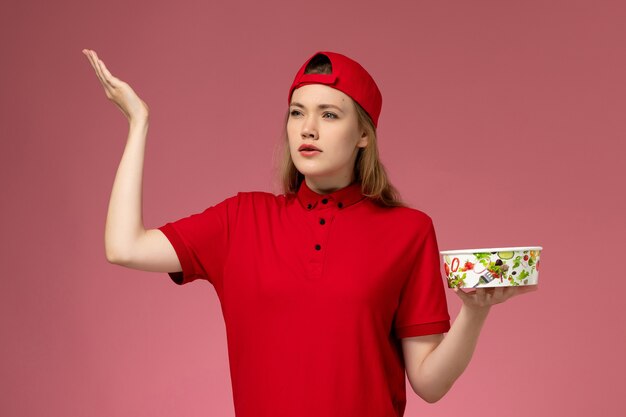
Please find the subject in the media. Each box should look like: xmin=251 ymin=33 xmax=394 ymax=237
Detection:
xmin=2 ymin=0 xmax=625 ymax=416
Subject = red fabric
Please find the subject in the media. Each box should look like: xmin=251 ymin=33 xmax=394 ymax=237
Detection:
xmin=288 ymin=51 xmax=383 ymax=127
xmin=158 ymin=180 xmax=451 ymax=417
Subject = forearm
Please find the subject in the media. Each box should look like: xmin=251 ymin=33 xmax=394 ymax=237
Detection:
xmin=414 ymin=305 xmax=490 ymax=402
xmin=104 ymin=118 xmax=149 ymax=262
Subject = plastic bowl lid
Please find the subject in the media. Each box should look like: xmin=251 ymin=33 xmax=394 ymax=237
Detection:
xmin=439 ymin=246 xmax=542 ymax=255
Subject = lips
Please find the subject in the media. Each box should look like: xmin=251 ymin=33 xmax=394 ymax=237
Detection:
xmin=298 ymin=144 xmax=321 ymax=152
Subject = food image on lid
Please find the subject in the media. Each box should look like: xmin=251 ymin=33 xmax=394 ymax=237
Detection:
xmin=439 ymin=247 xmax=542 ymax=288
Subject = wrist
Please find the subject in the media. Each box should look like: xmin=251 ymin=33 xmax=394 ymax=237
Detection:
xmin=129 ymin=116 xmax=149 ymax=129
xmin=461 ymin=304 xmax=491 ymax=321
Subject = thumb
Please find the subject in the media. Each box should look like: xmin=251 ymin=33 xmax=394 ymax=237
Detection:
xmin=452 ymin=286 xmax=468 ymax=300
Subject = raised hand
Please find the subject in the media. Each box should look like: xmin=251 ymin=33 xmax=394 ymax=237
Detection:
xmin=453 ymin=285 xmax=538 ymax=312
xmin=82 ymin=49 xmax=149 ymax=123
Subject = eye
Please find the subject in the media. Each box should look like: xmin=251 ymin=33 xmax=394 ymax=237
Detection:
xmin=289 ymin=109 xmax=302 ymax=117
xmin=323 ymin=112 xmax=338 ymax=119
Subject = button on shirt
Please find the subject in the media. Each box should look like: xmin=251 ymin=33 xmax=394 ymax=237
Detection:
xmin=158 ymin=180 xmax=451 ymax=417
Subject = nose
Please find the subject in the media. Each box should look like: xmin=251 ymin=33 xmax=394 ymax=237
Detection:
xmin=301 ymin=116 xmax=318 ymax=140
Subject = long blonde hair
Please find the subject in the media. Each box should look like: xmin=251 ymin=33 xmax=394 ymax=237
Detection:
xmin=274 ymin=57 xmax=407 ymax=208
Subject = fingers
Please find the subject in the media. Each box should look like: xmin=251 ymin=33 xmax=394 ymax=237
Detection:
xmin=83 ymin=49 xmax=116 ymax=93
xmin=479 ymin=287 xmax=515 ymax=304
xmin=492 ymin=286 xmax=505 ymax=302
xmin=454 ymin=287 xmax=491 ymax=308
xmin=95 ymin=53 xmax=118 ymax=88
xmin=508 ymin=285 xmax=539 ymax=298
xmin=84 ymin=50 xmax=102 ymax=81
xmin=454 ymin=287 xmax=487 ymax=300
xmin=477 ymin=288 xmax=491 ymax=305
xmin=519 ymin=284 xmax=539 ymax=293
xmin=454 ymin=285 xmax=535 ymax=307
xmin=92 ymin=50 xmax=114 ymax=88
xmin=84 ymin=50 xmax=105 ymax=87
xmin=453 ymin=286 xmax=468 ymax=300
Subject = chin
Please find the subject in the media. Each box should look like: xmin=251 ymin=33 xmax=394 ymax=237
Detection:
xmin=294 ymin=166 xmax=319 ymax=177
xmin=293 ymin=164 xmax=324 ymax=177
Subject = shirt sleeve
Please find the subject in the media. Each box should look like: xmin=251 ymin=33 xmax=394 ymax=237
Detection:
xmin=394 ymin=216 xmax=451 ymax=338
xmin=157 ymin=194 xmax=240 ymax=286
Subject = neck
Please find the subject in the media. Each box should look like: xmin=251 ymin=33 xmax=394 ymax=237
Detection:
xmin=304 ymin=175 xmax=354 ymax=195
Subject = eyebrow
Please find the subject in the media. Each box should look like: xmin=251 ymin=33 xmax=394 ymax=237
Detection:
xmin=289 ymin=101 xmax=345 ymax=113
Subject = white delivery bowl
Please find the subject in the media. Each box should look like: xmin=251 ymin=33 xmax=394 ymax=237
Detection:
xmin=440 ymin=246 xmax=542 ymax=288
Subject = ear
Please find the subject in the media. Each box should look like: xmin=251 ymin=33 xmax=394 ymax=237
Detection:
xmin=357 ymin=129 xmax=369 ymax=148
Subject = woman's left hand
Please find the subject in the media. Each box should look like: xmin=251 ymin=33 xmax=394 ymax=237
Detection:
xmin=453 ymin=285 xmax=538 ymax=312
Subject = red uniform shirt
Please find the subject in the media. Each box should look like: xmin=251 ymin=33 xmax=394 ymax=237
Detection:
xmin=158 ymin=180 xmax=451 ymax=417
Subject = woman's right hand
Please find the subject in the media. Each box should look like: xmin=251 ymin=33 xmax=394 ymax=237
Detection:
xmin=83 ymin=49 xmax=149 ymax=123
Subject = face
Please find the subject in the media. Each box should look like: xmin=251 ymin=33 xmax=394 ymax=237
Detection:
xmin=287 ymin=84 xmax=368 ymax=189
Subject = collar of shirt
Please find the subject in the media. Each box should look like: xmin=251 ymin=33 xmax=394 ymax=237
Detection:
xmin=296 ymin=180 xmax=366 ymax=211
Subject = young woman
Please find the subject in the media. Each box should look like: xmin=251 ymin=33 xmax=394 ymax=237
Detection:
xmin=83 ymin=48 xmax=537 ymax=417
